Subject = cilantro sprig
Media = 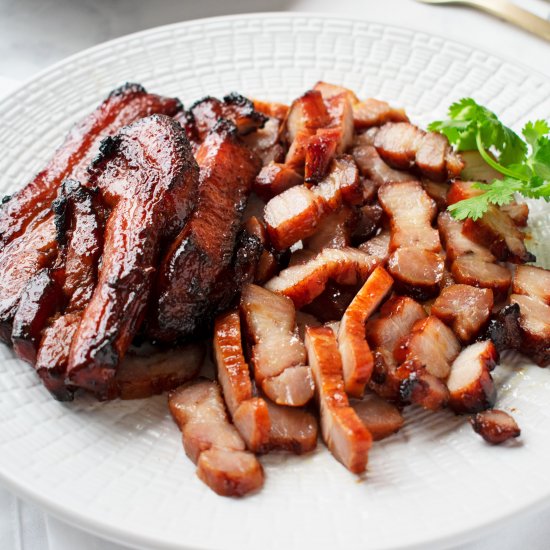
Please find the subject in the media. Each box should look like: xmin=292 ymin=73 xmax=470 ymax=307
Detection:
xmin=428 ymin=98 xmax=550 ymax=220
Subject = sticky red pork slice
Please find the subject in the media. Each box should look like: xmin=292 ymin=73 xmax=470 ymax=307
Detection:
xmin=387 ymin=248 xmax=444 ymax=300
xmin=313 ymin=81 xmax=359 ymax=104
xmin=510 ymin=294 xmax=550 ymax=367
xmin=350 ymin=393 xmax=404 ymax=440
xmin=285 ymin=89 xmax=331 ymax=144
xmin=396 ymin=316 xmax=461 ymax=380
xmin=470 ymin=410 xmax=520 ymax=445
xmin=305 ymin=326 xmax=372 ymax=473
xmin=378 ymin=181 xmax=440 ymax=252
xmin=352 ymin=143 xmax=413 ymax=186
xmin=447 ymin=340 xmax=497 ymax=414
xmin=254 ymin=162 xmax=303 ymax=201
xmin=265 ymin=247 xmax=379 ymax=308
xmin=352 ymin=98 xmax=409 ymax=130
xmin=373 ymin=122 xmax=463 ymax=181
xmin=264 ymin=156 xmax=361 ymax=250
xmin=432 ymin=284 xmax=494 ymax=343
xmin=366 ymin=295 xmax=427 ymax=353
xmin=337 ymin=266 xmax=393 ymax=397
xmin=240 ymin=284 xmax=312 ymax=406
xmin=168 ymin=379 xmax=264 ymax=496
xmin=304 ymin=207 xmax=354 ymax=253
xmin=358 ymin=230 xmax=391 ymax=264
xmin=398 ymin=369 xmax=450 ymax=411
xmin=513 ymin=265 xmax=550 ymax=305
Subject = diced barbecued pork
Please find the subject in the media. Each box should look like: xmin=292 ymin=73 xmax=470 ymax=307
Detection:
xmin=447 ymin=341 xmax=497 ymax=414
xmin=352 ymin=144 xmax=413 ymax=186
xmin=11 ymin=268 xmax=60 ymax=364
xmin=265 ymin=247 xmax=379 ymax=309
xmin=68 ymin=115 xmax=199 ymax=396
xmin=149 ymin=120 xmax=260 ymax=342
xmin=0 ymin=83 xmax=181 ymax=249
xmin=168 ymin=379 xmax=264 ymax=496
xmin=470 ymin=409 xmax=521 ymax=445
xmin=387 ymin=248 xmax=444 ymax=300
xmin=358 ymin=230 xmax=391 ymax=264
xmin=185 ymin=93 xmax=267 ymax=143
xmin=432 ymin=284 xmax=494 ymax=343
xmin=304 ymin=207 xmax=355 ymax=253
xmin=484 ymin=303 xmax=523 ymax=353
xmin=254 ymin=162 xmax=303 ymax=201
xmin=264 ymin=155 xmax=362 ymax=250
xmin=285 ymin=90 xmax=331 ymax=145
xmin=510 ymin=294 xmax=550 ymax=367
xmin=372 ymin=122 xmax=463 ymax=181
xmin=399 ymin=370 xmax=450 ymax=411
xmin=422 ymin=179 xmax=449 ymax=211
xmin=352 ymin=98 xmax=409 ymax=130
xmin=395 ymin=316 xmax=461 ymax=379
xmin=240 ymin=284 xmax=313 ymax=406
xmin=242 ymin=117 xmax=284 ymax=166
xmin=366 ymin=296 xmax=427 ymax=353
xmin=438 ymin=212 xmax=511 ymax=299
xmin=513 ymin=266 xmax=550 ymax=305
xmin=378 ymin=181 xmax=440 ymax=252
xmin=108 ymin=342 xmax=204 ymax=401
xmin=313 ymin=82 xmax=359 ymax=104
xmin=337 ymin=266 xmax=393 ymax=397
xmin=252 ymin=100 xmax=289 ymax=121
xmin=447 ymin=181 xmax=534 ymax=264
xmin=305 ymin=326 xmax=372 ymax=473
xmin=501 ymin=202 xmax=529 ymax=227
xmin=350 ymin=392 xmax=404 ymax=440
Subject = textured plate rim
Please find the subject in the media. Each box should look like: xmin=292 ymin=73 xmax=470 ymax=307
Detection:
xmin=0 ymin=11 xmax=549 ymax=550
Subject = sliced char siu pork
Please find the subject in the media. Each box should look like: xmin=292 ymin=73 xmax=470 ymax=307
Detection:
xmin=66 ymin=115 xmax=199 ymax=397
xmin=168 ymin=379 xmax=264 ymax=497
xmin=305 ymin=326 xmax=372 ymax=473
xmin=470 ymin=410 xmax=521 ymax=445
xmin=214 ymin=309 xmax=318 ymax=453
xmin=149 ymin=120 xmax=261 ymax=342
xmin=510 ymin=265 xmax=550 ymax=367
xmin=0 ymin=84 xmax=182 ymax=342
xmin=378 ymin=180 xmax=444 ymax=300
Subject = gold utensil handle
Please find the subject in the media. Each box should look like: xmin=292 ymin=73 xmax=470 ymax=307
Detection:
xmin=466 ymin=0 xmax=550 ymax=41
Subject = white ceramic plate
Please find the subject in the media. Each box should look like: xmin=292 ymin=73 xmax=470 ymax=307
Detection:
xmin=0 ymin=13 xmax=549 ymax=550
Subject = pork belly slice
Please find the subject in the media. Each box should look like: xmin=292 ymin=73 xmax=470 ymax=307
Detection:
xmin=470 ymin=410 xmax=520 ymax=445
xmin=352 ymin=144 xmax=413 ymax=186
xmin=68 ymin=115 xmax=199 ymax=396
xmin=366 ymin=295 xmax=427 ymax=353
xmin=351 ymin=393 xmax=404 ymax=440
xmin=337 ymin=266 xmax=393 ymax=397
xmin=240 ymin=284 xmax=312 ymax=406
xmin=264 ymin=399 xmax=318 ymax=454
xmin=265 ymin=247 xmax=379 ymax=309
xmin=0 ymin=213 xmax=57 ymax=341
xmin=149 ymin=121 xmax=260 ymax=342
xmin=352 ymin=98 xmax=409 ymax=130
xmin=313 ymin=81 xmax=360 ymax=104
xmin=264 ymin=155 xmax=361 ymax=250
xmin=186 ymin=93 xmax=267 ymax=142
xmin=510 ymin=294 xmax=550 ymax=367
xmin=373 ymin=122 xmax=463 ymax=181
xmin=242 ymin=117 xmax=284 ymax=166
xmin=399 ymin=370 xmax=450 ymax=411
xmin=254 ymin=162 xmax=303 ymax=201
xmin=396 ymin=316 xmax=461 ymax=379
xmin=378 ymin=180 xmax=440 ymax=252
xmin=422 ymin=179 xmax=449 ymax=211
xmin=358 ymin=230 xmax=391 ymax=264
xmin=0 ymin=83 xmax=181 ymax=248
xmin=285 ymin=89 xmax=331 ymax=144
xmin=438 ymin=212 xmax=511 ymax=299
xmin=110 ymin=343 xmax=204 ymax=401
xmin=387 ymin=248 xmax=444 ymax=300
xmin=447 ymin=341 xmax=497 ymax=414
xmin=447 ymin=181 xmax=534 ymax=264
xmin=11 ymin=268 xmax=60 ymax=364
xmin=252 ymin=99 xmax=289 ymax=121
xmin=305 ymin=128 xmax=340 ymax=183
xmin=513 ymin=265 xmax=550 ymax=305
xmin=305 ymin=326 xmax=372 ymax=473
xmin=432 ymin=284 xmax=494 ymax=343
xmin=501 ymin=202 xmax=529 ymax=227
xmin=168 ymin=379 xmax=264 ymax=497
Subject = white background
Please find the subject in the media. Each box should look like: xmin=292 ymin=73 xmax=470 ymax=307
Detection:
xmin=0 ymin=1 xmax=549 ymax=549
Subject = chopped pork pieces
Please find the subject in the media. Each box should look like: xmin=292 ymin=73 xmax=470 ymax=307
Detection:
xmin=1 ymin=81 xmax=547 ymax=497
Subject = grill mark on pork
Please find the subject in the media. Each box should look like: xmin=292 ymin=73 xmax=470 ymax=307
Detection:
xmin=305 ymin=326 xmax=372 ymax=473
xmin=149 ymin=120 xmax=261 ymax=342
xmin=67 ymin=115 xmax=199 ymax=396
xmin=168 ymin=379 xmax=264 ymax=497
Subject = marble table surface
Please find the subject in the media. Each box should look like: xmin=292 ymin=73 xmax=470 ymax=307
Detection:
xmin=0 ymin=1 xmax=549 ymax=549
